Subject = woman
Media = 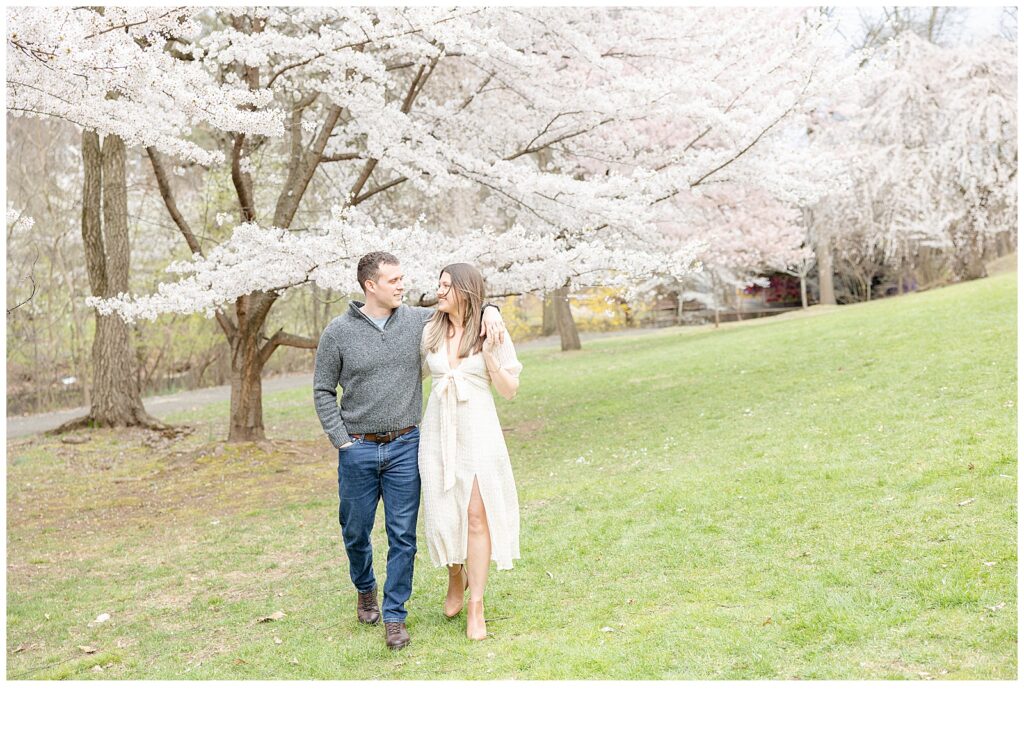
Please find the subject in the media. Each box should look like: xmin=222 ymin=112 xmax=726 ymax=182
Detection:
xmin=419 ymin=263 xmax=522 ymax=641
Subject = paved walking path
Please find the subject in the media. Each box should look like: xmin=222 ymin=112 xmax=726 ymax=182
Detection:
xmin=5 ymin=327 xmax=659 ymax=439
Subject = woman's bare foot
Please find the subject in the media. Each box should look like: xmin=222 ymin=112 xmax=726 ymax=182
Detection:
xmin=444 ymin=565 xmax=468 ymax=618
xmin=466 ymin=599 xmax=487 ymax=640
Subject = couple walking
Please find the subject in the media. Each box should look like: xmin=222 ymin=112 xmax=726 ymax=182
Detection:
xmin=313 ymin=251 xmax=522 ymax=650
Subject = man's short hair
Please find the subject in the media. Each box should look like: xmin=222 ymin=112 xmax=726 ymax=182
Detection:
xmin=357 ymin=251 xmax=400 ymax=292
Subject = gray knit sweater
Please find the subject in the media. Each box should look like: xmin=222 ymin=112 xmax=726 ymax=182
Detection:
xmin=313 ymin=301 xmax=433 ymax=448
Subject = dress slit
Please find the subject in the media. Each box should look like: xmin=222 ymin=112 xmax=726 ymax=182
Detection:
xmin=460 ymin=473 xmax=493 ymax=566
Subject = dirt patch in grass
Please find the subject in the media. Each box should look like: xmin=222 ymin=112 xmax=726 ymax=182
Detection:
xmin=6 ymin=430 xmax=343 ymax=609
xmin=8 ymin=431 xmax=335 ymax=537
xmin=507 ymin=418 xmax=546 ymax=436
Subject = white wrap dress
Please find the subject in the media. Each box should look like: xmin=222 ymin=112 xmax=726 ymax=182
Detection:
xmin=419 ymin=329 xmax=522 ymax=570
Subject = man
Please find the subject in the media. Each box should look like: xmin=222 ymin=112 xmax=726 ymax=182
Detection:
xmin=313 ymin=251 xmax=504 ymax=650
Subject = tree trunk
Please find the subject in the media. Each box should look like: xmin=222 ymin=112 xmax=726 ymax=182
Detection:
xmin=711 ymin=271 xmax=721 ymax=328
xmin=815 ymin=239 xmax=836 ymax=305
xmin=800 ymin=275 xmax=808 ymax=309
xmin=542 ymin=291 xmax=557 ymax=336
xmin=89 ymin=312 xmax=147 ymax=424
xmin=552 ymin=285 xmax=581 ymax=351
xmin=53 ymin=131 xmax=167 ymax=434
xmin=228 ymin=323 xmax=266 ymax=442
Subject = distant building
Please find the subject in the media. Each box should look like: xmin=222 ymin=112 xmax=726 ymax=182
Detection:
xmin=737 ymin=273 xmax=805 ymax=314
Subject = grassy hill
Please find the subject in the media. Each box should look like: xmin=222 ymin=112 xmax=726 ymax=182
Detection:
xmin=6 ymin=272 xmax=1016 ymax=679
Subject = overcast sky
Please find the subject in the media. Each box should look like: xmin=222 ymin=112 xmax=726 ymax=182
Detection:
xmin=831 ymin=5 xmax=1012 ymax=47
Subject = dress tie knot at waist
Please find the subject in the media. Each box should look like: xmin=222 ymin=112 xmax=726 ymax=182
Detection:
xmin=442 ymin=369 xmax=471 ymax=401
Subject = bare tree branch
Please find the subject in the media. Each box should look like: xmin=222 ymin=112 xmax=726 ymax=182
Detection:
xmin=273 ymin=104 xmax=343 ymax=228
xmin=352 ymin=176 xmax=407 ymax=205
xmin=348 ymin=54 xmax=441 ymax=203
xmin=258 ymin=328 xmax=318 ymax=364
xmin=504 ymin=116 xmax=614 ymax=161
xmin=146 ymin=146 xmax=237 ymax=339
xmin=146 ymin=147 xmax=202 ymax=255
xmin=320 ymin=151 xmax=363 ymax=163
xmin=6 ymin=274 xmax=37 ymax=315
xmin=263 ymin=10 xmax=475 ymax=88
xmin=82 ymin=7 xmax=189 ymax=40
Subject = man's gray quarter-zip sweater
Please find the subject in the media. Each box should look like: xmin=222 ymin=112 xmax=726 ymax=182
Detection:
xmin=313 ymin=301 xmax=433 ymax=449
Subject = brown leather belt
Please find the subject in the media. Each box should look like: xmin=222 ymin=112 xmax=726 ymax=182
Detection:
xmin=351 ymin=426 xmax=415 ymax=443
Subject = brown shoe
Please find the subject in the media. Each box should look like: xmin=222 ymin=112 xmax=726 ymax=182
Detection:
xmin=356 ymin=588 xmax=380 ymax=625
xmin=384 ymin=622 xmax=410 ymax=650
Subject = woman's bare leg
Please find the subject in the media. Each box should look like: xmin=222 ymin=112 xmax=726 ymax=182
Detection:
xmin=465 ymin=476 xmax=490 ymax=640
xmin=444 ymin=564 xmax=467 ymax=617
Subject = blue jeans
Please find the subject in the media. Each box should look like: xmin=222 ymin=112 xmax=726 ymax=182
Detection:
xmin=337 ymin=427 xmax=420 ymax=623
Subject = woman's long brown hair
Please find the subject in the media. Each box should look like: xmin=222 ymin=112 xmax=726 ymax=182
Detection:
xmin=424 ymin=263 xmax=486 ymax=358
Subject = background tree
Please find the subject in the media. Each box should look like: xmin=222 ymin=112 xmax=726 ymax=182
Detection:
xmin=855 ymin=6 xmax=968 ymax=48
xmin=6 ymin=7 xmax=281 ymax=427
xmin=6 ymin=119 xmax=86 ymax=411
xmin=807 ymin=32 xmax=1016 ymax=302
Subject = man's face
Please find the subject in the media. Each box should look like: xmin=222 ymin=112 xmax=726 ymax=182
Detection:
xmin=366 ymin=261 xmax=404 ymax=308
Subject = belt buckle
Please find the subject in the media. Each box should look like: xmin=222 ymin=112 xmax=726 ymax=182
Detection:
xmin=383 ymin=431 xmax=394 ymax=443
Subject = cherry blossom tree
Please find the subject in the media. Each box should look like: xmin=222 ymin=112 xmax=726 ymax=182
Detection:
xmin=7 ymin=6 xmax=281 ymax=430
xmin=7 ymin=7 xmax=280 ymax=163
xmin=808 ymin=32 xmax=1017 ymax=301
xmin=62 ymin=6 xmax=856 ymax=441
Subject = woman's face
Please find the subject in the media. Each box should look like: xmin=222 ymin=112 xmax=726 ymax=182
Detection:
xmin=436 ymin=271 xmax=462 ymax=315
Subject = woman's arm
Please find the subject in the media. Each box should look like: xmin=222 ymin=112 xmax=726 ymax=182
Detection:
xmin=480 ymin=304 xmax=505 ymax=345
xmin=420 ymin=333 xmax=429 ymax=380
xmin=483 ymin=330 xmax=520 ymax=400
xmin=485 ymin=358 xmax=519 ymax=400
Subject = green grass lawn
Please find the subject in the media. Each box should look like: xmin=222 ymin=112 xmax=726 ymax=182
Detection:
xmin=6 ymin=272 xmax=1016 ymax=679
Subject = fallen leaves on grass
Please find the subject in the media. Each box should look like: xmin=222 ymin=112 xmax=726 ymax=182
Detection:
xmin=956 ymin=497 xmax=976 ymax=507
xmin=761 ymin=617 xmax=773 ymax=626
xmin=256 ymin=611 xmax=285 ymax=623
